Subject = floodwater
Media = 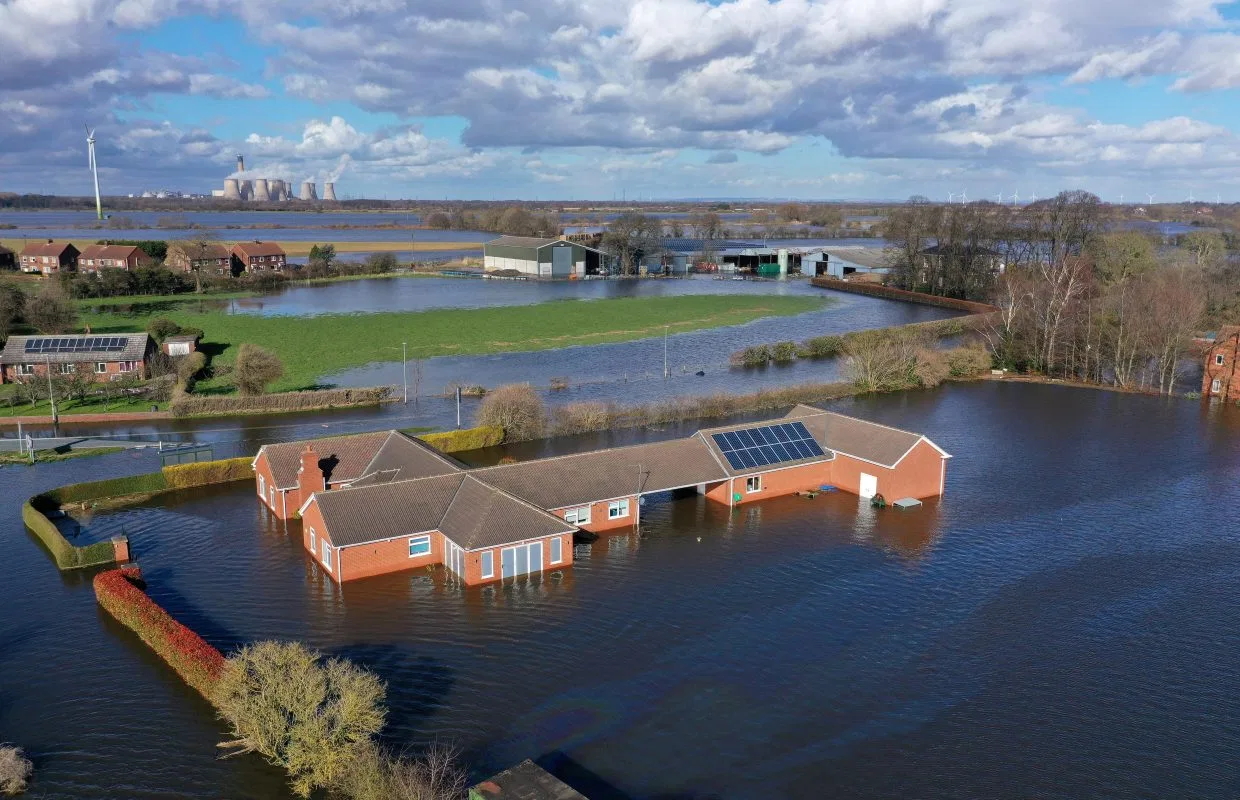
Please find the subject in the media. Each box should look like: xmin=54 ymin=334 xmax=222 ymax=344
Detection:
xmin=6 ymin=382 xmax=1240 ymax=798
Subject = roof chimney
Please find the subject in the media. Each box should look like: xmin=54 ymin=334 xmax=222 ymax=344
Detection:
xmin=297 ymin=445 xmax=326 ymax=501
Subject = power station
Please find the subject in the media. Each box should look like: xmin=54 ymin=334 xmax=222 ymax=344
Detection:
xmin=211 ymin=154 xmax=340 ymax=202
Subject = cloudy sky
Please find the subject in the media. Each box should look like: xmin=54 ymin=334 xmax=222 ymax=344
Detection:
xmin=3 ymin=0 xmax=1240 ymax=200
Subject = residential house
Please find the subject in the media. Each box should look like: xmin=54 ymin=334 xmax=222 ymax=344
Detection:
xmin=231 ymin=241 xmax=288 ymax=273
xmin=1201 ymin=326 xmax=1240 ymax=401
xmin=253 ymin=407 xmax=950 ymax=586
xmin=76 ymin=244 xmax=144 ymax=272
xmin=19 ymin=241 xmax=78 ymax=274
xmin=0 ymin=333 xmax=155 ymax=384
xmin=164 ymin=242 xmax=232 ymax=276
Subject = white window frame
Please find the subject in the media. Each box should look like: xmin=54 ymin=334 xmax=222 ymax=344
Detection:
xmin=95 ymin=362 xmax=108 ymax=373
xmin=321 ymin=540 xmax=332 ymax=572
xmin=18 ymin=363 xmax=34 ymax=375
xmin=408 ymin=534 xmax=431 ymax=558
xmin=480 ymin=550 xmax=495 ymax=579
xmin=564 ymin=505 xmax=591 ymax=525
xmin=746 ymin=475 xmax=762 ymax=493
xmin=58 ymin=363 xmax=75 ymax=374
xmin=550 ymin=536 xmax=564 ymax=564
xmin=257 ymin=474 xmax=266 ymax=498
xmin=119 ymin=361 xmax=134 ymax=372
xmin=608 ymin=499 xmax=630 ymax=519
xmin=309 ymin=527 xmax=317 ymax=554
xmin=1212 ymin=378 xmax=1222 ymax=394
xmin=1216 ymin=353 xmax=1226 ymax=366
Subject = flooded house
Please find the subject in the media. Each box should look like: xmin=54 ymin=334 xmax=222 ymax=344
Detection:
xmin=1201 ymin=326 xmax=1240 ymax=401
xmin=253 ymin=406 xmax=950 ymax=586
xmin=0 ymin=333 xmax=155 ymax=383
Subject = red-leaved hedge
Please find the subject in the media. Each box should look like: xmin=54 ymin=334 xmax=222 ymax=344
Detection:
xmin=93 ymin=567 xmax=225 ymax=699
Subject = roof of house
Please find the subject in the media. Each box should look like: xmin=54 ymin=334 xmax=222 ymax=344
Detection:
xmin=311 ymin=473 xmax=575 ymax=550
xmin=472 ymin=437 xmax=728 ymax=509
xmin=78 ymin=244 xmax=143 ymax=262
xmin=346 ymin=431 xmax=464 ymax=486
xmin=168 ymin=242 xmax=230 ymax=259
xmin=232 ymin=241 xmax=286 ymax=258
xmin=257 ymin=431 xmax=391 ymax=489
xmin=785 ymin=404 xmax=949 ymax=467
xmin=20 ymin=241 xmax=77 ymax=258
xmin=0 ymin=333 xmax=150 ymax=366
xmin=693 ymin=417 xmax=834 ymax=477
xmin=472 ymin=760 xmax=588 ymax=800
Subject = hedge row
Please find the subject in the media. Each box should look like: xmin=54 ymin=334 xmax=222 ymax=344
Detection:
xmin=809 ymin=277 xmax=1000 ymax=314
xmin=93 ymin=566 xmax=225 ymax=698
xmin=21 ymin=500 xmax=116 ymax=570
xmin=731 ymin=316 xmax=974 ymax=368
xmin=163 ymin=456 xmax=255 ymax=489
xmin=169 ymin=387 xmax=392 ymax=418
xmin=418 ymin=425 xmax=504 ymax=453
xmin=40 ymin=471 xmax=171 ymax=507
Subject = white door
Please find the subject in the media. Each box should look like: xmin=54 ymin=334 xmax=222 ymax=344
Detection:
xmin=859 ymin=472 xmax=878 ymax=499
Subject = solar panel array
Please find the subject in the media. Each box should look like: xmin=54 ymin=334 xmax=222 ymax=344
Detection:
xmin=711 ymin=421 xmax=826 ymax=471
xmin=23 ymin=336 xmax=129 ymax=354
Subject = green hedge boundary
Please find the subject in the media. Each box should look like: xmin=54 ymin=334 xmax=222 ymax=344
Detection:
xmin=417 ymin=425 xmax=504 ymax=452
xmin=22 ymin=500 xmax=117 ymax=570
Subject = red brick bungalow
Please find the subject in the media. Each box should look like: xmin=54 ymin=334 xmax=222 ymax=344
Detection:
xmin=0 ymin=333 xmax=154 ymax=383
xmin=77 ymin=244 xmax=144 ymax=272
xmin=254 ymin=407 xmax=950 ymax=587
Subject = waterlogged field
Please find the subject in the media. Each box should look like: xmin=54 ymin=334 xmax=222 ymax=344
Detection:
xmin=80 ymin=294 xmax=828 ymax=392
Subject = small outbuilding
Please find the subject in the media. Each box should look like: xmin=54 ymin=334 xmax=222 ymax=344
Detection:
xmin=483 ymin=235 xmax=608 ymax=278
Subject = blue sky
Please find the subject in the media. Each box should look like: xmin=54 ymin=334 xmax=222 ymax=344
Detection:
xmin=2 ymin=0 xmax=1240 ymax=201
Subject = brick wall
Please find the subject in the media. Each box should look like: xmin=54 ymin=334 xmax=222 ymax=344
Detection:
xmin=460 ymin=533 xmax=574 ymax=585
xmin=829 ymin=441 xmax=947 ymax=500
xmin=730 ymin=461 xmax=834 ymax=504
xmin=1201 ymin=332 xmax=1240 ymax=402
xmin=338 ymin=529 xmax=444 ymax=582
xmin=552 ymin=495 xmax=638 ymax=532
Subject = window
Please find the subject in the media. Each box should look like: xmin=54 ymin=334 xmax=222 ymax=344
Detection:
xmin=746 ymin=475 xmax=762 ymax=493
xmin=95 ymin=362 xmax=107 ymax=373
xmin=608 ymin=499 xmax=630 ymax=519
xmin=480 ymin=550 xmax=495 ymax=579
xmin=408 ymin=535 xmax=431 ymax=557
xmin=550 ymin=536 xmax=563 ymax=564
xmin=564 ymin=505 xmax=591 ymax=525
xmin=321 ymin=540 xmax=332 ymax=572
xmin=119 ymin=361 xmax=135 ymax=372
xmin=17 ymin=364 xmax=34 ymax=376
xmin=1212 ymin=378 xmax=1222 ymax=393
xmin=309 ymin=527 xmax=317 ymax=553
xmin=57 ymin=363 xmax=74 ymax=374
xmin=257 ymin=474 xmax=266 ymax=498
xmin=1217 ymin=354 xmax=1226 ymax=366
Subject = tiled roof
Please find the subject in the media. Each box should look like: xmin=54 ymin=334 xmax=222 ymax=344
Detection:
xmin=78 ymin=244 xmax=142 ymax=262
xmin=312 ymin=473 xmax=574 ymax=550
xmin=168 ymin=243 xmax=230 ymax=259
xmin=313 ymin=473 xmax=465 ymax=547
xmin=232 ymin=241 xmax=286 ymax=258
xmin=348 ymin=431 xmax=463 ymax=486
xmin=0 ymin=333 xmax=150 ymax=366
xmin=20 ymin=241 xmax=76 ymax=258
xmin=786 ymin=405 xmax=947 ymax=467
xmin=472 ymin=437 xmax=728 ymax=510
xmin=258 ymin=431 xmax=390 ymax=489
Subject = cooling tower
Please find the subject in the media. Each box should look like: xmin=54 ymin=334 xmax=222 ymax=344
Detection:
xmin=269 ymin=179 xmax=285 ymax=201
xmin=252 ymin=178 xmax=271 ymax=202
xmin=300 ymin=181 xmax=317 ymax=201
xmin=239 ymin=179 xmax=253 ymax=201
xmin=323 ymin=182 xmax=337 ymax=201
xmin=223 ymin=178 xmax=242 ymax=200
xmin=236 ymin=154 xmax=245 ymax=173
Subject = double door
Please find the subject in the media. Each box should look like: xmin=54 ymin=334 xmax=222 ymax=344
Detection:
xmin=501 ymin=541 xmax=544 ymax=579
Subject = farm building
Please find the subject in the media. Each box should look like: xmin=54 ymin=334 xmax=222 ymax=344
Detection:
xmin=19 ymin=240 xmax=79 ymax=274
xmin=0 ymin=333 xmax=155 ymax=383
xmin=253 ymin=406 xmax=950 ymax=586
xmin=483 ymin=235 xmax=609 ymax=278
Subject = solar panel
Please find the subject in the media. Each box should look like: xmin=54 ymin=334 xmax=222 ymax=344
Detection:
xmin=21 ymin=335 xmax=129 ymax=355
xmin=711 ymin=421 xmax=826 ymax=471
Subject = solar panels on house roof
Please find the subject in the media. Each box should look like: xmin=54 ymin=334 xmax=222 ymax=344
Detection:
xmin=710 ymin=421 xmax=826 ymax=470
xmin=23 ymin=336 xmax=129 ymax=354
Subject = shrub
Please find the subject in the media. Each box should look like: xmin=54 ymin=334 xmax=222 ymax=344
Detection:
xmin=24 ymin=283 xmax=77 ymax=333
xmin=730 ymin=344 xmax=771 ymax=367
xmin=364 ymin=252 xmax=398 ymax=274
xmin=176 ymin=351 xmax=208 ymax=390
xmin=476 ymin=384 xmax=546 ymax=441
xmin=771 ymin=341 xmax=798 ymax=363
xmin=944 ymin=343 xmax=992 ymax=377
xmin=169 ymin=387 xmax=390 ymax=417
xmin=797 ymin=334 xmax=844 ymax=359
xmin=339 ymin=742 xmax=466 ymax=800
xmin=22 ymin=500 xmax=117 ymax=570
xmin=93 ymin=567 xmax=225 ymax=698
xmin=0 ymin=744 xmax=33 ymax=796
xmin=146 ymin=317 xmax=182 ymax=342
xmin=552 ymin=401 xmax=614 ymax=435
xmin=162 ymin=457 xmax=253 ymax=489
xmin=233 ymin=343 xmax=284 ymax=395
xmin=213 ymin=641 xmax=386 ymax=798
xmin=417 ymin=425 xmax=504 ymax=453
xmin=548 ymin=377 xmax=569 ymax=391
xmin=913 ymin=348 xmax=950 ymax=388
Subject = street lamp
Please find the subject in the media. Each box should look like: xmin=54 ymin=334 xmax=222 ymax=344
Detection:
xmin=44 ymin=355 xmax=58 ymax=425
xmin=402 ymin=341 xmax=408 ymax=404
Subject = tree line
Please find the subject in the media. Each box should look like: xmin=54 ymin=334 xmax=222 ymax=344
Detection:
xmin=885 ymin=191 xmax=1233 ymax=393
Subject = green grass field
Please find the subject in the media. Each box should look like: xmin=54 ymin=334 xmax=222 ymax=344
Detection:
xmin=0 ymin=392 xmax=162 ymax=418
xmin=79 ymin=294 xmax=828 ymax=392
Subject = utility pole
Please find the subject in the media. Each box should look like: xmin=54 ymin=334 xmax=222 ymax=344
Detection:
xmin=663 ymin=325 xmax=669 ymax=378
xmin=401 ymin=341 xmax=408 ymax=403
xmin=456 ymin=387 xmax=462 ymax=429
xmin=44 ymin=356 xmax=58 ymax=425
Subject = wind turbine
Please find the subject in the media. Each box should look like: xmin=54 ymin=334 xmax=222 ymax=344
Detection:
xmin=947 ymin=192 xmax=956 ymax=203
xmin=996 ymin=191 xmax=1003 ymax=204
xmin=1186 ymin=189 xmax=1196 ymax=203
xmin=1119 ymin=193 xmax=1124 ymax=205
xmin=86 ymin=125 xmax=102 ymax=220
xmin=1010 ymin=190 xmax=1019 ymax=206
xmin=959 ymin=189 xmax=968 ymax=204
xmin=1147 ymin=193 xmax=1155 ymax=204
xmin=1029 ymin=191 xmax=1038 ymax=203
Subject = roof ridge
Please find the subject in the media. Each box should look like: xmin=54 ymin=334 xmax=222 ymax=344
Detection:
xmin=811 ymin=409 xmax=924 ymax=439
xmin=463 ymin=473 xmax=575 ymax=526
xmin=471 ymin=435 xmax=709 ymax=474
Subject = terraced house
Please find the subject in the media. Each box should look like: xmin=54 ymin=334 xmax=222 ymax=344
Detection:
xmin=253 ymin=406 xmax=950 ymax=586
xmin=77 ymin=244 xmax=144 ymax=272
xmin=19 ymin=240 xmax=78 ymax=274
xmin=230 ymin=241 xmax=287 ymax=273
